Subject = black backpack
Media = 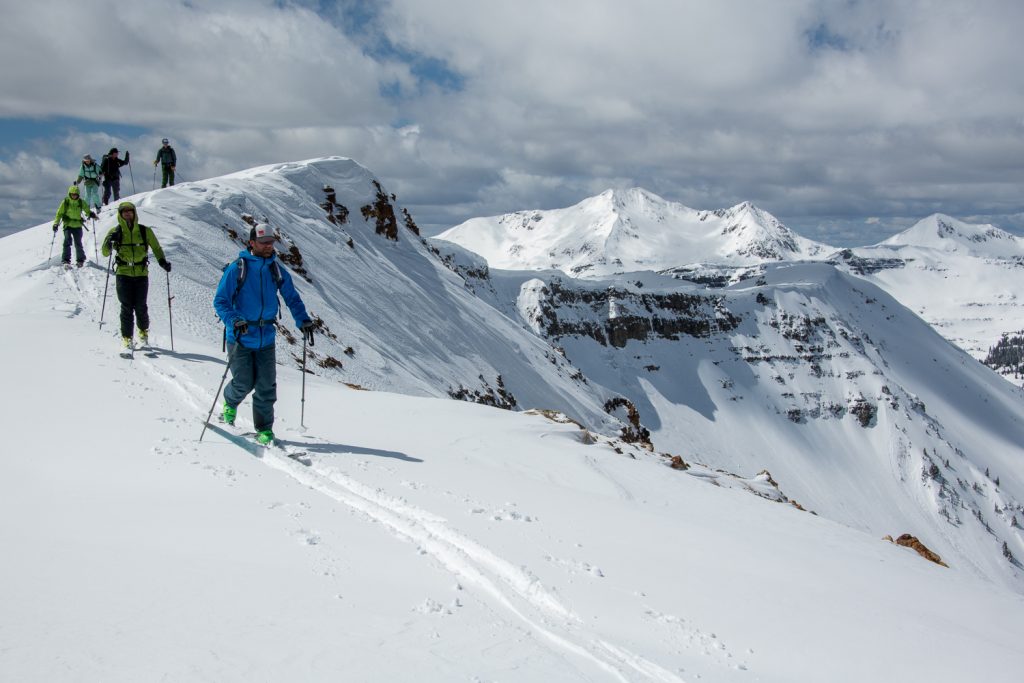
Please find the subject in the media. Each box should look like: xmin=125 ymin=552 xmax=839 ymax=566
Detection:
xmin=223 ymin=257 xmax=284 ymax=301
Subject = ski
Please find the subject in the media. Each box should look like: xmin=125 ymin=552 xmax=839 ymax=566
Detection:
xmin=201 ymin=419 xmax=311 ymax=466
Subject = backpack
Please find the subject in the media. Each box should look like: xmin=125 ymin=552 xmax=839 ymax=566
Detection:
xmin=222 ymin=257 xmax=284 ymax=300
xmin=220 ymin=257 xmax=285 ymax=350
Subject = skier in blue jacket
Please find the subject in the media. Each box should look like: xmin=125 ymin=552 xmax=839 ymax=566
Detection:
xmin=213 ymin=223 xmax=313 ymax=444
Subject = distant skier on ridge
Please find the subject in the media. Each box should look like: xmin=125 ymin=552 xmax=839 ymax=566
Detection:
xmin=101 ymin=201 xmax=171 ymax=352
xmin=214 ymin=224 xmax=313 ymax=446
xmin=76 ymin=154 xmax=102 ymax=213
xmin=153 ymin=138 xmax=176 ymax=188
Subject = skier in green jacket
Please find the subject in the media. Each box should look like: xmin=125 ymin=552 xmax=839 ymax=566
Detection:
xmin=53 ymin=185 xmax=96 ymax=267
xmin=101 ymin=201 xmax=171 ymax=350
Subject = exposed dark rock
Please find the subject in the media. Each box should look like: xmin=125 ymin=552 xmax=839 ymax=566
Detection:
xmin=360 ymin=180 xmax=399 ymax=240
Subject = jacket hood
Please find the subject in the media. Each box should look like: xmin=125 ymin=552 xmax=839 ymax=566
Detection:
xmin=116 ymin=201 xmax=137 ymax=230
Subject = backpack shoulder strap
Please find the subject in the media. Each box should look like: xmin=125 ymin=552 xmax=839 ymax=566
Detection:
xmin=269 ymin=260 xmax=284 ymax=287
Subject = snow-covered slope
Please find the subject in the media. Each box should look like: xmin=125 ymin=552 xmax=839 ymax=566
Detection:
xmin=34 ymin=157 xmax=623 ymax=435
xmin=435 ymin=242 xmax=1024 ymax=595
xmin=831 ymin=214 xmax=1024 ymax=384
xmin=436 ymin=189 xmax=830 ymax=277
xmin=3 ymin=220 xmax=1024 ymax=681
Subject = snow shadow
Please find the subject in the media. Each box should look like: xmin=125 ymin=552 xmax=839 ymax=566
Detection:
xmin=145 ymin=347 xmax=226 ymax=364
xmin=277 ymin=439 xmax=422 ymax=463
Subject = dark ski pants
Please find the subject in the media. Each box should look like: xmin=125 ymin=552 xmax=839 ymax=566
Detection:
xmin=224 ymin=342 xmax=277 ymax=432
xmin=161 ymin=164 xmax=175 ymax=188
xmin=61 ymin=228 xmax=85 ymax=264
xmin=103 ymin=177 xmax=120 ymax=205
xmin=115 ymin=274 xmax=149 ymax=339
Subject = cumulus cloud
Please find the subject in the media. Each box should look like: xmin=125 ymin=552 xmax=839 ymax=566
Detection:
xmin=2 ymin=0 xmax=1023 ymax=241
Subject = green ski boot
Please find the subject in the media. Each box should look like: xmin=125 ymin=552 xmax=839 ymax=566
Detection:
xmin=222 ymin=403 xmax=237 ymax=426
xmin=256 ymin=430 xmax=275 ymax=445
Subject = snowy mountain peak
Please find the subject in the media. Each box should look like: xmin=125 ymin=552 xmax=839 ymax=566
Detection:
xmin=597 ymin=186 xmax=664 ymax=210
xmin=881 ymin=212 xmax=1024 ymax=256
xmin=437 ymin=189 xmax=829 ymax=277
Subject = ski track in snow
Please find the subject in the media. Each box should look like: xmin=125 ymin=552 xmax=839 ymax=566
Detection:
xmin=52 ymin=262 xmax=692 ymax=683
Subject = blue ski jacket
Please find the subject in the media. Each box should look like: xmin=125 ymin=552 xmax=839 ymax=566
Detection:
xmin=214 ymin=250 xmax=310 ymax=349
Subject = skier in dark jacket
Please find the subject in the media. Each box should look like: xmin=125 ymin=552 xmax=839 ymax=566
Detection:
xmin=53 ymin=185 xmax=96 ymax=267
xmin=100 ymin=148 xmax=130 ymax=205
xmin=153 ymin=138 xmax=176 ymax=188
xmin=101 ymin=201 xmax=171 ymax=351
xmin=213 ymin=223 xmax=312 ymax=445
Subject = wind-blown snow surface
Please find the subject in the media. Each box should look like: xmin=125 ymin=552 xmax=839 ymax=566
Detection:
xmin=2 ymin=210 xmax=1024 ymax=681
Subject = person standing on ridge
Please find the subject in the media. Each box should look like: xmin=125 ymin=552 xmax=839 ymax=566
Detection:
xmin=101 ymin=201 xmax=171 ymax=351
xmin=214 ymin=224 xmax=313 ymax=445
xmin=76 ymin=154 xmax=102 ymax=213
xmin=153 ymin=138 xmax=176 ymax=188
xmin=53 ymin=184 xmax=96 ymax=268
xmin=100 ymin=148 xmax=130 ymax=205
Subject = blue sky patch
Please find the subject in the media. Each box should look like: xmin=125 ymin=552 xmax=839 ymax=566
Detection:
xmin=0 ymin=116 xmax=148 ymax=154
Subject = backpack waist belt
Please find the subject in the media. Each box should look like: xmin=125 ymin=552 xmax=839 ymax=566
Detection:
xmin=245 ymin=319 xmax=276 ymax=327
xmin=115 ymin=255 xmax=149 ymax=267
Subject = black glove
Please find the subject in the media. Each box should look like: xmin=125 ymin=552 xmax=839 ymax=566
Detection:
xmin=89 ymin=211 xmax=97 ymax=220
xmin=124 ymin=151 xmax=130 ymax=163
xmin=52 ymin=224 xmax=58 ymax=233
xmin=159 ymin=258 xmax=171 ymax=272
xmin=233 ymin=320 xmax=249 ymax=336
xmin=300 ymin=320 xmax=315 ymax=345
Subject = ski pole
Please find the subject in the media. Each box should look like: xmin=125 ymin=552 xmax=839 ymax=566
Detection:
xmin=166 ymin=270 xmax=175 ymax=351
xmin=48 ymin=227 xmax=57 ymax=262
xmin=127 ymin=160 xmax=136 ymax=194
xmin=99 ymin=249 xmax=113 ymax=329
xmin=199 ymin=347 xmax=233 ymax=442
xmin=92 ymin=217 xmax=99 ymax=264
xmin=152 ymin=167 xmax=157 ymax=190
xmin=301 ymin=330 xmax=307 ymax=428
xmin=300 ymin=325 xmax=315 ymax=427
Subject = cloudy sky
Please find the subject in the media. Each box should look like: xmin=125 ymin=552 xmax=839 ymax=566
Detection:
xmin=2 ymin=0 xmax=1023 ymax=245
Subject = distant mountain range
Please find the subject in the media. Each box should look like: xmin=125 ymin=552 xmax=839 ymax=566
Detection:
xmin=437 ymin=188 xmax=830 ymax=276
xmin=438 ymin=190 xmax=1024 ymax=387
